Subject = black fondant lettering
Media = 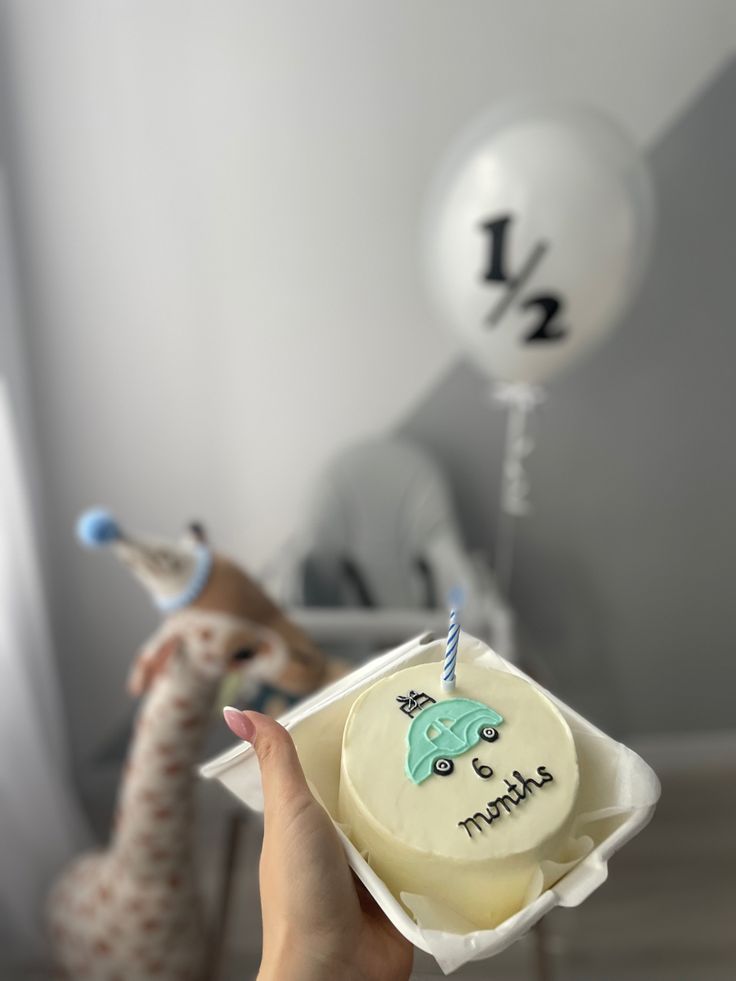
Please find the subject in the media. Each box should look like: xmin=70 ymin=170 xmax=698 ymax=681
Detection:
xmin=493 ymin=794 xmax=516 ymax=815
xmin=472 ymin=757 xmax=494 ymax=779
xmin=457 ymin=811 xmax=495 ymax=838
xmin=503 ymin=779 xmax=521 ymax=803
xmin=515 ymin=768 xmax=547 ymax=795
xmin=537 ymin=765 xmax=554 ymax=784
xmin=512 ymin=770 xmax=528 ymax=799
xmin=458 ymin=816 xmax=483 ymax=837
xmin=458 ymin=765 xmax=555 ymax=838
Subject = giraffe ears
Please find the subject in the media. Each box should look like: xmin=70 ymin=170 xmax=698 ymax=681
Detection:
xmin=127 ymin=633 xmax=180 ymax=697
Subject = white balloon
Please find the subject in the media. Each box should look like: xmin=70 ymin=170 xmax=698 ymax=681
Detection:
xmin=424 ymin=102 xmax=655 ymax=385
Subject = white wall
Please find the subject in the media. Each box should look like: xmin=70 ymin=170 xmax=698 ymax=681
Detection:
xmin=3 ymin=1 xmax=734 ymax=764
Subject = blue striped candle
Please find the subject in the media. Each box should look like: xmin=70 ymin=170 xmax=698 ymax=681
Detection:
xmin=442 ymin=608 xmax=459 ymax=691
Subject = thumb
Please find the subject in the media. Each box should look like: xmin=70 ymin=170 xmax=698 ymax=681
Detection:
xmin=223 ymin=707 xmax=311 ymax=808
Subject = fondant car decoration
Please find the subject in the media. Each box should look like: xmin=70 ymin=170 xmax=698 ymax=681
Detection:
xmin=405 ymin=698 xmax=504 ymax=784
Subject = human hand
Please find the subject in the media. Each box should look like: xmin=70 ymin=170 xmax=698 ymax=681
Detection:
xmin=223 ymin=708 xmax=414 ymax=981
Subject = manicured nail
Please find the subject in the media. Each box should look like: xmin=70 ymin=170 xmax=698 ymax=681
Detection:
xmin=223 ymin=707 xmax=256 ymax=742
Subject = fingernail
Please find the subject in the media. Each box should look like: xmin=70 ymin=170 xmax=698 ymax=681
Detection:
xmin=223 ymin=707 xmax=255 ymax=742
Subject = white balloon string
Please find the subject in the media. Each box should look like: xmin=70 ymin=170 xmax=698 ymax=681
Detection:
xmin=491 ymin=382 xmax=545 ymax=597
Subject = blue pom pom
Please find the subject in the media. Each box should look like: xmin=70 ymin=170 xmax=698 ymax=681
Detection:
xmin=77 ymin=509 xmax=121 ymax=547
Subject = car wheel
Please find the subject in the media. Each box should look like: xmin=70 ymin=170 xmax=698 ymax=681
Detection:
xmin=433 ymin=757 xmax=454 ymax=776
xmin=479 ymin=725 xmax=499 ymax=742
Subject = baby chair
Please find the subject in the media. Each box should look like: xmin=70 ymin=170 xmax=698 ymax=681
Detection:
xmin=274 ymin=438 xmax=514 ymax=661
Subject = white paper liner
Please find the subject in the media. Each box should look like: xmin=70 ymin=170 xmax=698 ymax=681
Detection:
xmin=201 ymin=633 xmax=660 ymax=975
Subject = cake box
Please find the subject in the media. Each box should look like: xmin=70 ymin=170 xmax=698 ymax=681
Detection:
xmin=200 ymin=632 xmax=660 ymax=974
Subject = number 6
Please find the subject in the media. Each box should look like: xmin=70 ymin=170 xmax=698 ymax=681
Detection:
xmin=472 ymin=757 xmax=493 ymax=779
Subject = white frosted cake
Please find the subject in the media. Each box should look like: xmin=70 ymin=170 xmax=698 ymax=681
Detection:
xmin=338 ymin=662 xmax=579 ymax=928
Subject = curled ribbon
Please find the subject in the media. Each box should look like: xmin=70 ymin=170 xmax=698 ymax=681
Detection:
xmin=492 ymin=383 xmax=545 ymax=517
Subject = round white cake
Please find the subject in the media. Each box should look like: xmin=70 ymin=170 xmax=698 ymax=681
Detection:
xmin=338 ymin=662 xmax=579 ymax=928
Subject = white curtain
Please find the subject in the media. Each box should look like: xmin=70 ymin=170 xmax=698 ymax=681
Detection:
xmin=0 ymin=173 xmax=89 ymax=960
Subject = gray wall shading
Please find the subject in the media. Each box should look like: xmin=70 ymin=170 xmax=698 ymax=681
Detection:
xmin=399 ymin=58 xmax=736 ymax=736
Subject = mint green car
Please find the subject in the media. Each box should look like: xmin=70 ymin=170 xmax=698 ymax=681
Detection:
xmin=405 ymin=698 xmax=504 ymax=784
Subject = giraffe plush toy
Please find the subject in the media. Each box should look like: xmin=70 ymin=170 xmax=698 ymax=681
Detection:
xmin=48 ymin=511 xmax=340 ymax=981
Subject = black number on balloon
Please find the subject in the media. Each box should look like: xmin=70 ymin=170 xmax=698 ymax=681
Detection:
xmin=480 ymin=216 xmax=512 ymax=283
xmin=472 ymin=757 xmax=494 ymax=779
xmin=478 ymin=214 xmax=567 ymax=343
xmin=522 ymin=294 xmax=567 ymax=342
